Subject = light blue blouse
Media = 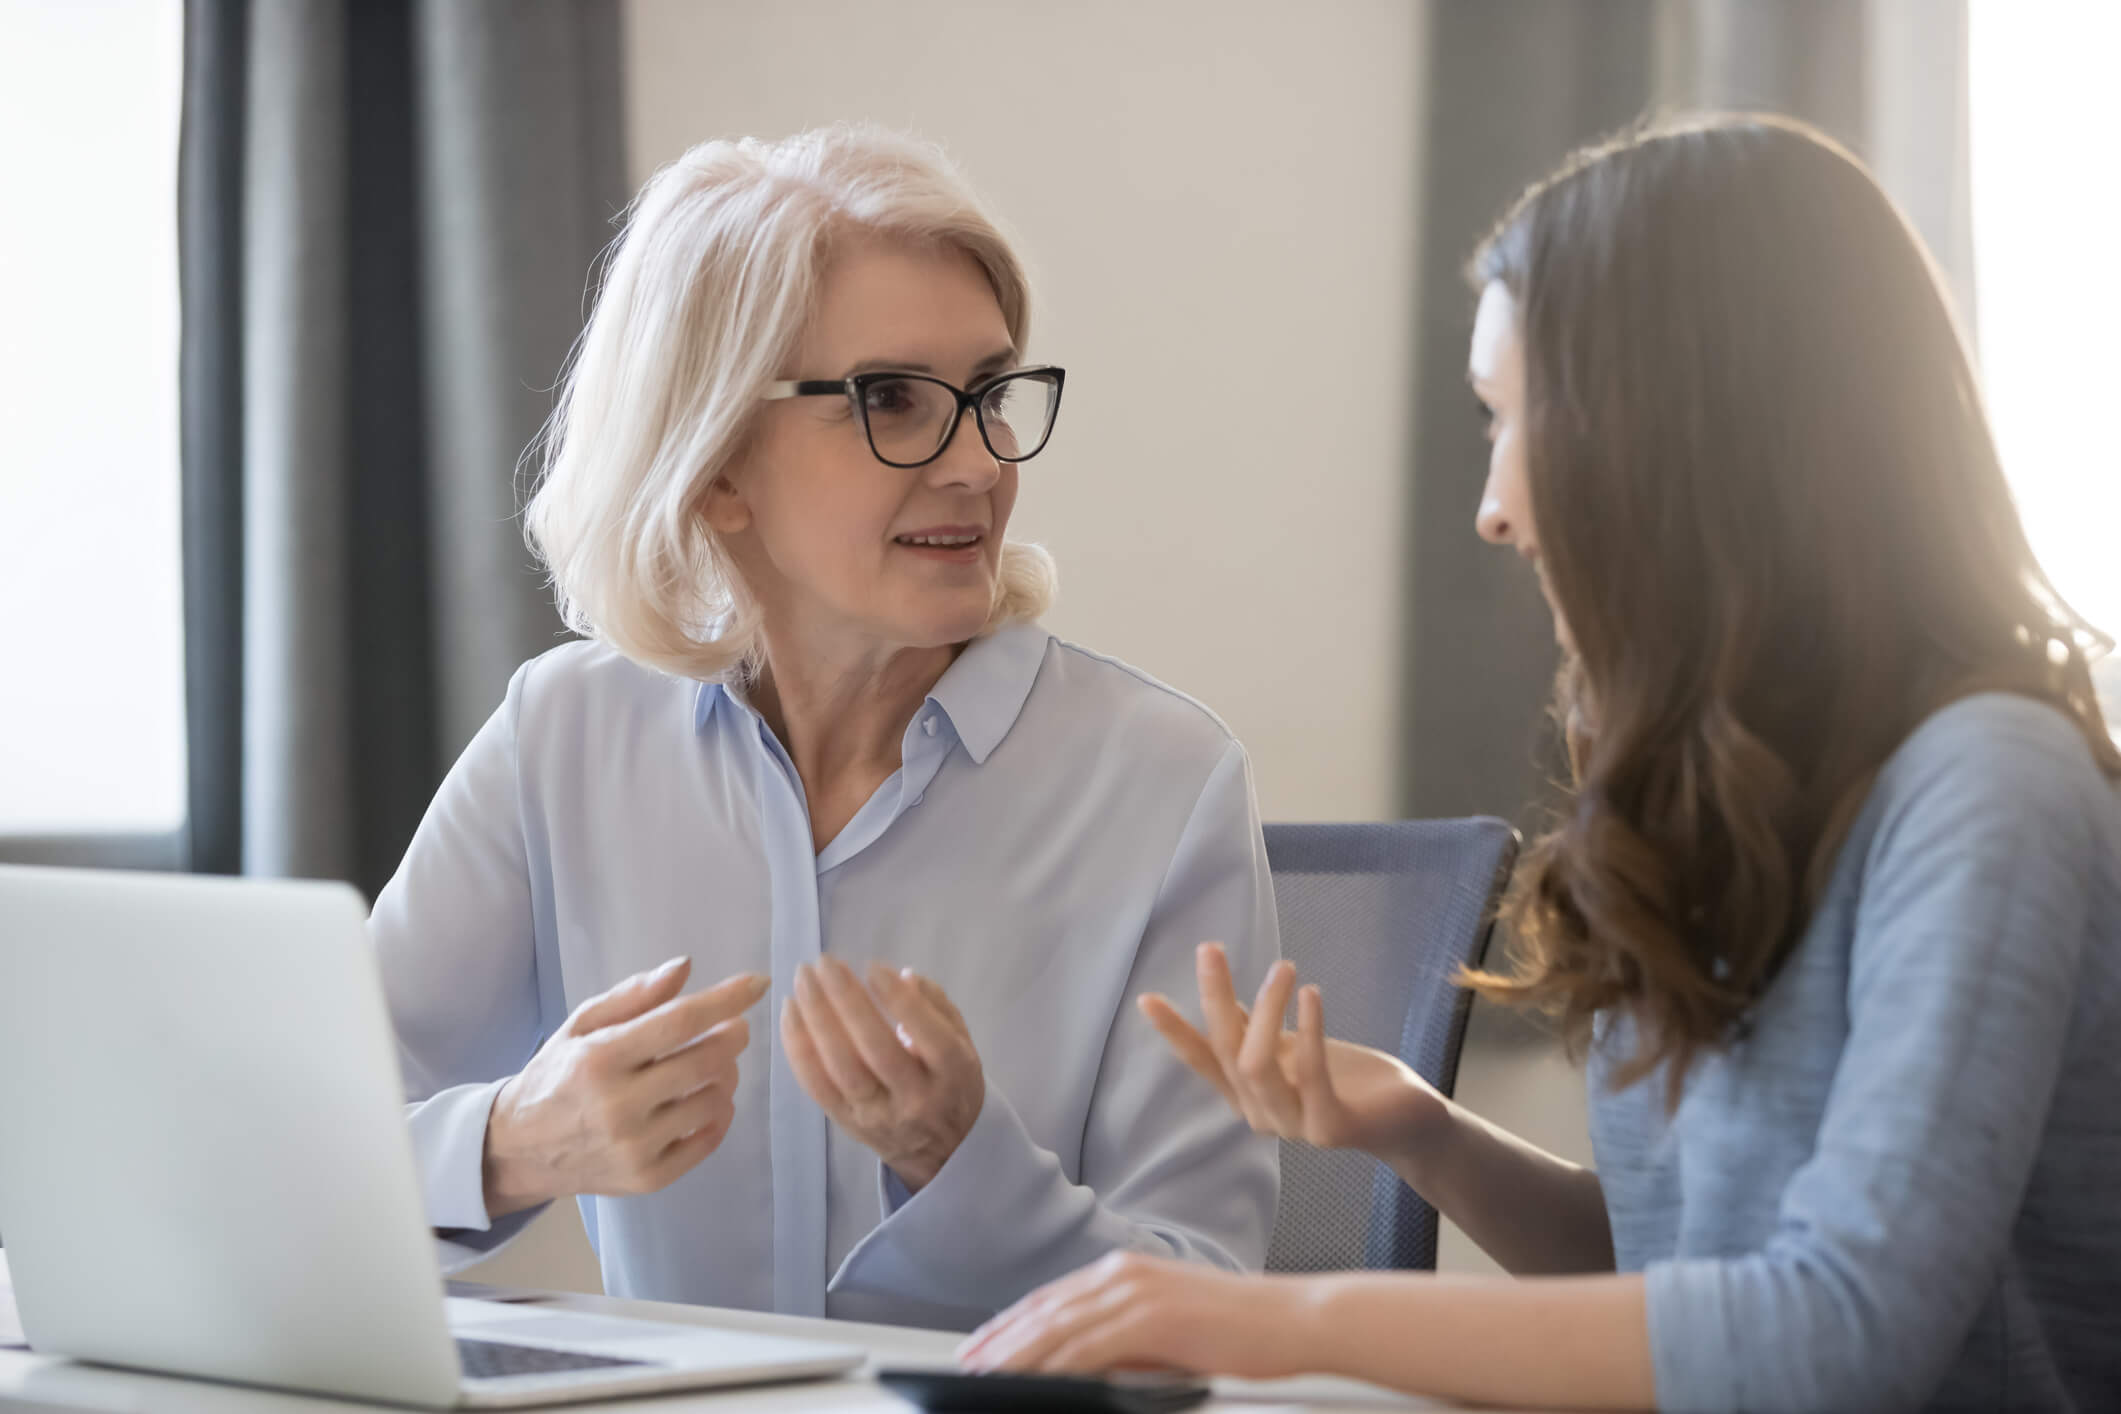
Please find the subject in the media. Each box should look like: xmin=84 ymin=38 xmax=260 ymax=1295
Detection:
xmin=368 ymin=622 xmax=1281 ymax=1330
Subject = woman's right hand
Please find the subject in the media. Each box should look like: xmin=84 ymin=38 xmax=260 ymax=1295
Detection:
xmin=482 ymin=958 xmax=769 ymax=1217
xmin=1139 ymin=943 xmax=1449 ymax=1166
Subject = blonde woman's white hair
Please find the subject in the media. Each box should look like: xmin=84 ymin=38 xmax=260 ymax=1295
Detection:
xmin=523 ymin=124 xmax=1057 ymax=681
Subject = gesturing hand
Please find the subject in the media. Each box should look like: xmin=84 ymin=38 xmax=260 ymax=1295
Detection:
xmin=781 ymin=957 xmax=983 ymax=1192
xmin=1137 ymin=942 xmax=1449 ymax=1164
xmin=482 ymin=958 xmax=768 ymax=1217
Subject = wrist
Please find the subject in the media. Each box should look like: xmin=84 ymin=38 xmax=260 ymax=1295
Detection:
xmin=887 ymin=1085 xmax=986 ymax=1194
xmin=885 ymin=1146 xmax=938 ymax=1192
xmin=885 ymin=1132 xmax=956 ymax=1193
xmin=1263 ymin=1275 xmax=1335 ymax=1378
xmin=1375 ymin=1090 xmax=1461 ymax=1194
xmin=480 ymin=1079 xmax=549 ymax=1219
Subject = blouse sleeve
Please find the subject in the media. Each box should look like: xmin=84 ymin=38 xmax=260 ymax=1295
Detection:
xmin=368 ymin=662 xmax=549 ymax=1262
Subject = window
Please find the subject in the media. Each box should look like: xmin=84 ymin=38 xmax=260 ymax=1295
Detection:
xmin=1969 ymin=0 xmax=2121 ymax=723
xmin=0 ymin=0 xmax=186 ymax=858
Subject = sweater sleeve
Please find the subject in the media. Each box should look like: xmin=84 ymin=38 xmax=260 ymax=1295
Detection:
xmin=1645 ymin=703 xmax=2102 ymax=1413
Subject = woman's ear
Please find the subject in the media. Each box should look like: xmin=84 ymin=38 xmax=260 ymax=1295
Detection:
xmin=699 ymin=472 xmax=751 ymax=536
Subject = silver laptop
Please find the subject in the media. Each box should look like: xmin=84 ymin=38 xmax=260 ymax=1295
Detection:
xmin=0 ymin=864 xmax=865 ymax=1407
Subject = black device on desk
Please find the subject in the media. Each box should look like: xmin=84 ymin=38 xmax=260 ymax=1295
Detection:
xmin=878 ymin=1367 xmax=1211 ymax=1414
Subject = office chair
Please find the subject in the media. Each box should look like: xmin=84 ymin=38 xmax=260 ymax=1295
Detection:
xmin=1260 ymin=818 xmax=1520 ymax=1273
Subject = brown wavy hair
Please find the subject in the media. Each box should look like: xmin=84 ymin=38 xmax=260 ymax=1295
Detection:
xmin=1461 ymin=115 xmax=2121 ymax=1104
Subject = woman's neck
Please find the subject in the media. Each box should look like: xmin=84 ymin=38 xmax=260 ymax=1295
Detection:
xmin=748 ymin=628 xmax=963 ymax=850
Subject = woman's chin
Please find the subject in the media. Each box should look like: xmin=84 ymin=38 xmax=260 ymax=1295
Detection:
xmin=897 ymin=587 xmax=1000 ymax=645
xmin=879 ymin=605 xmax=994 ymax=651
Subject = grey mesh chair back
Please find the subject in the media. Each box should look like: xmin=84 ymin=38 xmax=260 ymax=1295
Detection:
xmin=1261 ymin=818 xmax=1519 ymax=1273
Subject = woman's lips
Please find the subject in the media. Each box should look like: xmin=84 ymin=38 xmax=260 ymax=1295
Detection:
xmin=893 ymin=530 xmax=985 ymax=563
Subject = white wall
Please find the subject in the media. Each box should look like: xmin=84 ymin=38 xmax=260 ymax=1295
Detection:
xmin=623 ymin=0 xmax=1424 ymax=822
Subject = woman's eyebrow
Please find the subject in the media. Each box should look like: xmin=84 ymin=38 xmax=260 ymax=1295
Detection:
xmin=846 ymin=356 xmax=933 ymax=375
xmin=841 ymin=346 xmax=1020 ymax=378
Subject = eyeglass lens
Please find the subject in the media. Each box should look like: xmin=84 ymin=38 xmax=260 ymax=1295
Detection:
xmin=858 ymin=372 xmax=1059 ymax=466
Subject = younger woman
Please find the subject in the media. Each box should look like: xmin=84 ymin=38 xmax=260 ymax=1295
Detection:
xmin=962 ymin=116 xmax=2121 ymax=1412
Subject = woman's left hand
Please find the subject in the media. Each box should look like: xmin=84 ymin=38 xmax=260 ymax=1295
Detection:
xmin=782 ymin=957 xmax=984 ymax=1191
xmin=957 ymin=1252 xmax=1309 ymax=1379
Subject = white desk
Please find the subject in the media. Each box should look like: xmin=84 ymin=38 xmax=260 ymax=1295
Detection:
xmin=0 ymin=1254 xmax=1459 ymax=1413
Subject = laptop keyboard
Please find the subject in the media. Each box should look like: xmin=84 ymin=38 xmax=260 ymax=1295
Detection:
xmin=456 ymin=1337 xmax=652 ymax=1381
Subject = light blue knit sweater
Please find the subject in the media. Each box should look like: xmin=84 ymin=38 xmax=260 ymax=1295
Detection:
xmin=1588 ymin=694 xmax=2120 ymax=1413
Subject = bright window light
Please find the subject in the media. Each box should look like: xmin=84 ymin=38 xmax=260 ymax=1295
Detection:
xmin=0 ymin=0 xmax=187 ymax=834
xmin=1970 ymin=1 xmax=2121 ymax=709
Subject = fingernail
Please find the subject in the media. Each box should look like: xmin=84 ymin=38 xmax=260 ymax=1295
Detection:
xmin=900 ymin=966 xmax=917 ymax=981
xmin=654 ymin=956 xmax=687 ymax=977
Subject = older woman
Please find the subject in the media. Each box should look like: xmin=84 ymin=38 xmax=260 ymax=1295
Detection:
xmin=369 ymin=126 xmax=1279 ymax=1331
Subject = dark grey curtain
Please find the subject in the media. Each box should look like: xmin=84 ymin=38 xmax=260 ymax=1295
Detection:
xmin=179 ymin=0 xmax=627 ymax=897
xmin=1398 ymin=0 xmax=1661 ymax=826
xmin=1398 ymin=0 xmax=1974 ymax=824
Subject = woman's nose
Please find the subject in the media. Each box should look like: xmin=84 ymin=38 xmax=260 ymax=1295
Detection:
xmin=929 ymin=407 xmax=1001 ymax=489
xmin=1475 ymin=493 xmax=1513 ymax=546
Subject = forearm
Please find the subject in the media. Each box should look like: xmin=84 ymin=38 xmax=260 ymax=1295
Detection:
xmin=1389 ymin=1097 xmax=1613 ymax=1275
xmin=1287 ymin=1270 xmax=1654 ymax=1410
